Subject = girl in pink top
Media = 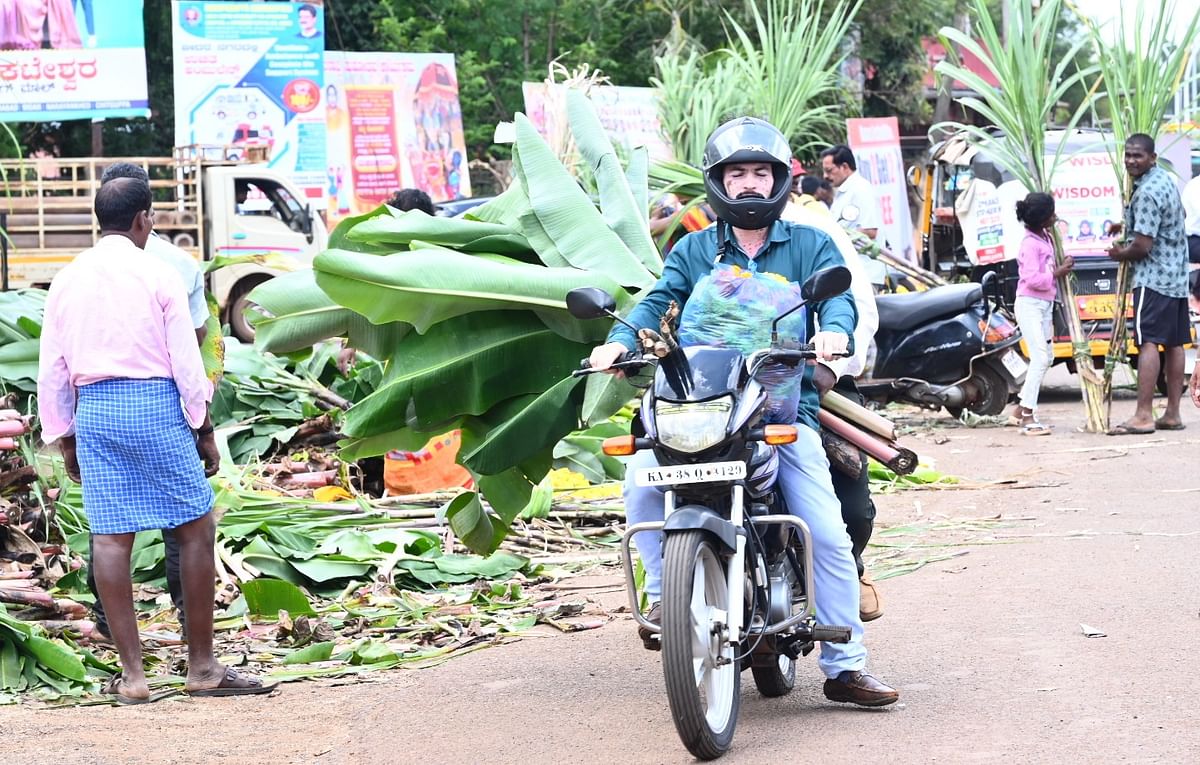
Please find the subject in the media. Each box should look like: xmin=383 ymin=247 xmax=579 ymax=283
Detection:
xmin=1010 ymin=192 xmax=1074 ymax=434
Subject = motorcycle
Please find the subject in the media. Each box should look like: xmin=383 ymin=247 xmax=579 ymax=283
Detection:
xmin=566 ymin=266 xmax=855 ymax=761
xmin=859 ymin=272 xmax=1027 ymax=418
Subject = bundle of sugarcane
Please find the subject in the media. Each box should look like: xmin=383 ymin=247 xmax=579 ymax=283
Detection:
xmin=818 ymin=391 xmax=918 ymax=476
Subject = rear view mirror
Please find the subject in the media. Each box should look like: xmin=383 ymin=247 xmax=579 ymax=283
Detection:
xmin=801 ymin=265 xmax=852 ymax=303
xmin=565 ymin=287 xmax=616 ymax=320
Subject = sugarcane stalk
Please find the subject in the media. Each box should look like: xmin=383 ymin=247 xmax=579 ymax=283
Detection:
xmin=821 ymin=390 xmax=896 ymax=441
xmin=1054 ymin=231 xmax=1108 ymax=432
xmin=1101 ymin=260 xmax=1134 ymax=425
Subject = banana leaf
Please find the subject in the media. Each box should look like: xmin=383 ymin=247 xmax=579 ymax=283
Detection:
xmin=463 ymin=179 xmax=527 ymax=227
xmin=512 ymin=113 xmax=657 ymax=290
xmin=328 ymin=204 xmax=396 ymax=254
xmin=201 ymin=293 xmax=224 ymax=385
xmin=459 ymin=375 xmax=584 ymax=475
xmin=346 ymin=209 xmax=531 ymax=255
xmin=625 ymin=146 xmax=650 ymax=224
xmin=313 ymin=247 xmax=627 ymax=334
xmin=565 ymin=90 xmax=662 ymax=276
xmin=340 ymin=311 xmax=588 ymax=437
xmin=249 ymin=269 xmax=410 ymax=357
xmin=0 ymin=338 xmax=40 ymax=391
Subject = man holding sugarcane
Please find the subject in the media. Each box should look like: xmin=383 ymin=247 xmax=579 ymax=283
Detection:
xmin=1106 ymin=133 xmax=1191 ymax=436
xmin=37 ymin=177 xmax=276 ymax=703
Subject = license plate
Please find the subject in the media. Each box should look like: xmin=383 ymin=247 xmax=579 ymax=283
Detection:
xmin=1076 ymin=294 xmax=1134 ymax=321
xmin=635 ymin=461 xmax=747 ymax=487
xmin=1000 ymin=348 xmax=1027 ymax=378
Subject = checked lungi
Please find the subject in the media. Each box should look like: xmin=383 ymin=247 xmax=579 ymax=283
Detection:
xmin=75 ymin=378 xmax=214 ymax=535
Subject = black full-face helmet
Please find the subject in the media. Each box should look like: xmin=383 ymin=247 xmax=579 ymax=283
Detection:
xmin=702 ymin=117 xmax=792 ymax=230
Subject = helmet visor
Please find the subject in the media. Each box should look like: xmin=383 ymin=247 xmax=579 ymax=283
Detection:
xmin=705 ymin=120 xmax=792 ymax=168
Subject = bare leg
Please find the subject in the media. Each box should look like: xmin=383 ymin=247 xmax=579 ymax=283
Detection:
xmin=92 ymin=532 xmax=149 ymax=700
xmin=170 ymin=512 xmax=225 ymax=690
xmin=1161 ymin=345 xmax=1186 ymax=425
xmin=1130 ymin=343 xmax=1161 ymax=428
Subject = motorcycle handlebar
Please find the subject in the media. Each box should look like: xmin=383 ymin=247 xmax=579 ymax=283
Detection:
xmin=572 ymin=351 xmax=648 ymax=377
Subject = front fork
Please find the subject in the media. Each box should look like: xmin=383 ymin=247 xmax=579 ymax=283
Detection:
xmin=621 ymin=485 xmax=818 ymax=646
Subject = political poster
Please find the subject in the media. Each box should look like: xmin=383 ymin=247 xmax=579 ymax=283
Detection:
xmin=172 ymin=1 xmax=327 ymax=205
xmin=846 ymin=117 xmax=916 ymax=261
xmin=325 ymin=51 xmax=469 ymax=222
xmin=522 ymin=83 xmax=673 ymax=161
xmin=0 ymin=0 xmax=149 ymax=122
xmin=957 ymin=150 xmax=1124 ymax=266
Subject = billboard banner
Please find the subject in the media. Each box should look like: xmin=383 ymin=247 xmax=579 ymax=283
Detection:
xmin=846 ymin=117 xmax=916 ymax=261
xmin=172 ymin=1 xmax=327 ymax=205
xmin=325 ymin=51 xmax=469 ymax=221
xmin=522 ymin=83 xmax=673 ymax=162
xmin=0 ymin=0 xmax=149 ymax=122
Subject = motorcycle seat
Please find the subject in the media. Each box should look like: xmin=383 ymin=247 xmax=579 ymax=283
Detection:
xmin=874 ymin=283 xmax=984 ymax=332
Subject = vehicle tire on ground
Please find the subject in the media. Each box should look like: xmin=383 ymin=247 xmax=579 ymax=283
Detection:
xmin=661 ymin=530 xmax=740 ymax=761
xmin=750 ymin=651 xmax=796 ymax=697
xmin=945 ymin=361 xmax=1009 ymax=419
xmin=227 ymin=275 xmax=272 ymax=343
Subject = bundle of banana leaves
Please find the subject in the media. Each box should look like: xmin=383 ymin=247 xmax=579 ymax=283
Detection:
xmin=249 ymin=89 xmax=665 ymax=555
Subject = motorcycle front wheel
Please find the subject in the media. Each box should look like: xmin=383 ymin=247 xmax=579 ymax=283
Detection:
xmin=661 ymin=530 xmax=740 ymax=760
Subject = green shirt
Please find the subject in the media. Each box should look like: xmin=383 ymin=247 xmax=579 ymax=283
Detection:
xmin=607 ymin=219 xmax=858 ymax=431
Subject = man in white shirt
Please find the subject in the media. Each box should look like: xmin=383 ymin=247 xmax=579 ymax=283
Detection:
xmin=780 ymin=199 xmax=884 ymax=621
xmin=822 ymin=144 xmax=886 ymax=286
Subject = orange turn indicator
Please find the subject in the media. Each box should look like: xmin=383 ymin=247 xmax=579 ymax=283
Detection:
xmin=762 ymin=424 xmax=798 ymax=445
xmin=601 ymin=435 xmax=637 ymax=456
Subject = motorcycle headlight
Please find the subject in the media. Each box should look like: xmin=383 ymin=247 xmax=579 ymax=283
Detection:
xmin=654 ymin=397 xmax=733 ymax=454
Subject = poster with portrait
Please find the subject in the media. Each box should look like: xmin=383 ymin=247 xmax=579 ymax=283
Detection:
xmin=324 ymin=51 xmax=470 ymax=223
xmin=0 ymin=0 xmax=149 ymax=122
xmin=846 ymin=117 xmax=916 ymax=261
xmin=171 ymin=1 xmax=327 ymax=205
xmin=522 ymin=83 xmax=673 ymax=162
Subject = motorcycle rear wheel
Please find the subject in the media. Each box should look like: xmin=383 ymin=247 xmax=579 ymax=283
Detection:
xmin=751 ymin=652 xmax=796 ymax=697
xmin=661 ymin=531 xmax=740 ymax=760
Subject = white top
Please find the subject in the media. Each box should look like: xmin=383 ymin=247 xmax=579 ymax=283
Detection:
xmin=780 ymin=202 xmax=878 ymax=379
xmin=145 ymin=232 xmax=209 ymax=329
xmin=1182 ymin=175 xmax=1200 ymax=238
xmin=829 ymin=171 xmax=882 ymax=234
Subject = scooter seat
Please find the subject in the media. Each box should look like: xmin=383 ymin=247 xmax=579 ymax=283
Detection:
xmin=874 ymin=283 xmax=984 ymax=332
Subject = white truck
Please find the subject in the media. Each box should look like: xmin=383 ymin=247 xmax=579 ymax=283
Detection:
xmin=0 ymin=148 xmax=328 ymax=341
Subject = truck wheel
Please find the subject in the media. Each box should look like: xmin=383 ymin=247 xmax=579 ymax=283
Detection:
xmin=227 ymin=276 xmax=271 ymax=343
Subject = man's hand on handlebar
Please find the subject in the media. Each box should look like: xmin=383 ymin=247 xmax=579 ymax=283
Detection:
xmin=588 ymin=342 xmax=631 ymax=374
xmin=811 ymin=331 xmax=850 ymax=361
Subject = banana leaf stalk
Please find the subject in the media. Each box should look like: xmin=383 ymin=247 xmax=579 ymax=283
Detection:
xmin=934 ymin=0 xmax=1105 ymax=430
xmin=1072 ymin=0 xmax=1200 ymax=425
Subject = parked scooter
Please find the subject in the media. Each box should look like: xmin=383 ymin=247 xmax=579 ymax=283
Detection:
xmin=566 ymin=267 xmax=856 ymax=760
xmin=833 ymin=204 xmax=1025 ymax=417
xmin=859 ymin=273 xmax=1027 ymax=417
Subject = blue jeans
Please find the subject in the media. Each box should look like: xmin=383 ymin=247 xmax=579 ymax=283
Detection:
xmin=624 ymin=426 xmax=868 ymax=678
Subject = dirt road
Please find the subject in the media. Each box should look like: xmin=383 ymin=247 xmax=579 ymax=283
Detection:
xmin=7 ymin=370 xmax=1200 ymax=764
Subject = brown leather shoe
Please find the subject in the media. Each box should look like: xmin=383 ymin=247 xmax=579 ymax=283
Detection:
xmin=637 ymin=602 xmax=662 ymax=651
xmin=859 ymin=574 xmax=883 ymax=622
xmin=823 ymin=670 xmax=899 ymax=707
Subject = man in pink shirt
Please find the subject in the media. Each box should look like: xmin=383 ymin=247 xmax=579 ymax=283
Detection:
xmin=37 ymin=177 xmax=275 ymax=703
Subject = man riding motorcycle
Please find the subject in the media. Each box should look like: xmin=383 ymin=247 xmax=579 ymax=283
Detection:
xmin=587 ymin=117 xmax=898 ymax=707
